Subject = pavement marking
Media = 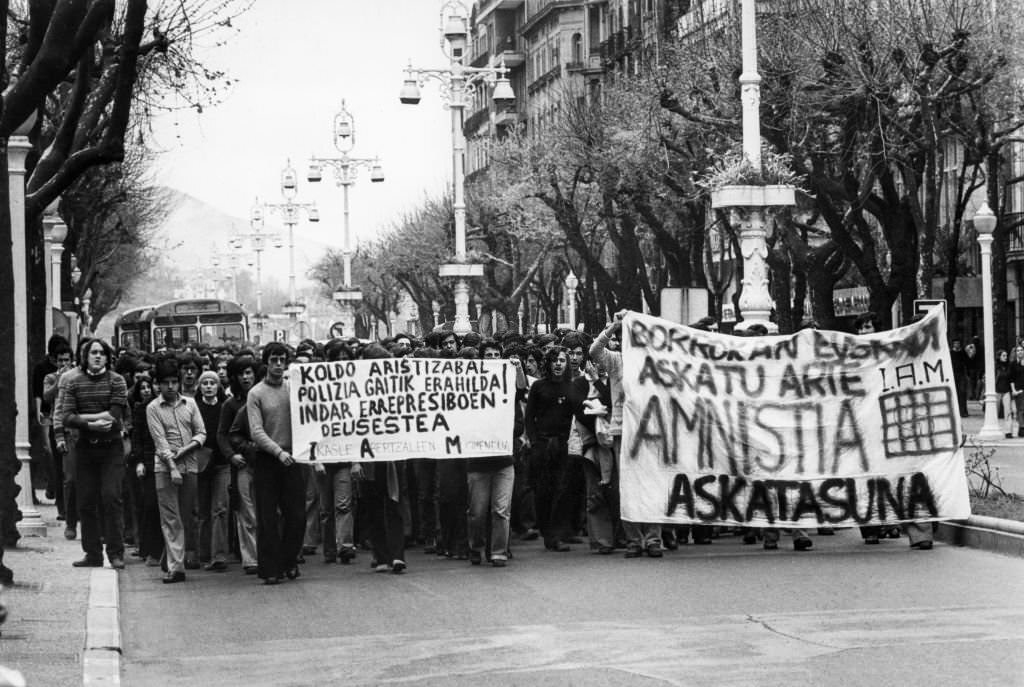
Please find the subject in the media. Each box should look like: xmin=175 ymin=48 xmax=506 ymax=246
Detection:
xmin=83 ymin=569 xmax=121 ymax=686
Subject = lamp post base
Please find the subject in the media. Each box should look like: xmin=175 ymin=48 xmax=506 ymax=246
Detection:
xmin=440 ymin=263 xmax=483 ymax=337
xmin=976 ymin=392 xmax=1006 ymax=441
xmin=15 ymin=443 xmax=47 ymax=537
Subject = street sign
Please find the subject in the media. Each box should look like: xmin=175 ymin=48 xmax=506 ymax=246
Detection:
xmin=329 ymin=322 xmax=346 ymax=338
xmin=274 ymin=329 xmax=287 ymax=342
xmin=913 ymin=299 xmax=946 ymax=319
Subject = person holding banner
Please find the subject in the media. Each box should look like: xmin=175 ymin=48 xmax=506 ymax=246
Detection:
xmin=247 ymin=342 xmax=306 ymax=585
xmin=591 ymin=312 xmax=664 ymax=558
xmin=465 ymin=341 xmax=517 ymax=567
xmin=353 ymin=344 xmax=409 ymax=574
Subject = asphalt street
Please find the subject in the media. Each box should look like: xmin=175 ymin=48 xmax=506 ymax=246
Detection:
xmin=120 ymin=528 xmax=1024 ymax=687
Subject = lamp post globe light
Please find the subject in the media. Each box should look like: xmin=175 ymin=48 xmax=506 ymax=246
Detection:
xmin=401 ymin=0 xmax=515 ymax=335
xmin=973 ymin=201 xmax=1003 ymax=441
xmin=308 ymin=99 xmax=384 ymax=337
xmin=256 ymin=160 xmax=320 ymax=344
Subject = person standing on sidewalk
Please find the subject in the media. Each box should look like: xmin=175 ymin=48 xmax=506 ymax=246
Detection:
xmin=219 ymin=354 xmax=261 ymax=575
xmin=59 ymin=339 xmax=129 ymax=570
xmin=147 ymin=357 xmax=206 ymax=583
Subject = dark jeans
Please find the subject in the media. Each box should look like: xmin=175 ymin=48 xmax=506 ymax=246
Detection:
xmin=511 ymin=444 xmax=536 ymax=534
xmin=529 ymin=437 xmax=574 ymax=545
xmin=76 ymin=438 xmax=125 ymax=561
xmin=137 ymin=468 xmax=163 ymax=560
xmin=253 ymin=456 xmax=305 ymax=579
xmin=362 ymin=471 xmax=406 ymax=565
xmin=411 ymin=459 xmax=438 ymax=543
xmin=437 ymin=459 xmax=467 ymax=556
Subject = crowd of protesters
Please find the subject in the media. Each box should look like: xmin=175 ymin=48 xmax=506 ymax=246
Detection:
xmin=24 ymin=310 xmax=961 ymax=587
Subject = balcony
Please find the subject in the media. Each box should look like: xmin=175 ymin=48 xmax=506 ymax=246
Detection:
xmin=527 ymin=64 xmax=562 ymax=94
xmin=464 ymin=106 xmax=490 ymax=135
xmin=494 ymin=35 xmax=525 ymax=69
xmin=1007 ymin=213 xmax=1024 ymax=261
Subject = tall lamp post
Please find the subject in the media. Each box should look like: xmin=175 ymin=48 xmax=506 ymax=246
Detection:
xmin=400 ymin=0 xmax=515 ymax=335
xmin=308 ymin=99 xmax=384 ymax=337
xmin=43 ymin=205 xmax=68 ymax=342
xmin=973 ymin=202 xmax=1003 ymax=440
xmin=232 ymin=204 xmax=284 ymax=340
xmin=254 ymin=161 xmax=320 ymax=344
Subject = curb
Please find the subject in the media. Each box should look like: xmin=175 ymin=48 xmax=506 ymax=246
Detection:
xmin=935 ymin=515 xmax=1024 ymax=558
xmin=82 ymin=569 xmax=121 ymax=686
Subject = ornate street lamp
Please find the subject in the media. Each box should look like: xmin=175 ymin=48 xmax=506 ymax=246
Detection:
xmin=401 ymin=0 xmax=516 ymax=335
xmin=564 ymin=271 xmax=579 ymax=330
xmin=973 ymin=202 xmax=1002 ymax=440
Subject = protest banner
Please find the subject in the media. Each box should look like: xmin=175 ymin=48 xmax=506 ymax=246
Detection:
xmin=620 ymin=308 xmax=971 ymax=527
xmin=289 ymin=358 xmax=515 ymax=463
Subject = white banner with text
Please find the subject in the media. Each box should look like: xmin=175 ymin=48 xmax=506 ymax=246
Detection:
xmin=620 ymin=309 xmax=971 ymax=527
xmin=289 ymin=358 xmax=515 ymax=462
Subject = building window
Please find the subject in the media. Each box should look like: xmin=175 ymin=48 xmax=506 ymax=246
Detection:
xmin=572 ymin=33 xmax=582 ymax=63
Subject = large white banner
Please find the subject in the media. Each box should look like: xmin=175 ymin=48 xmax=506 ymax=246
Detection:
xmin=289 ymin=358 xmax=515 ymax=463
xmin=620 ymin=308 xmax=971 ymax=527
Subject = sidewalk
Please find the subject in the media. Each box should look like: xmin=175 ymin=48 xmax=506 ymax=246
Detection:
xmin=0 ymin=494 xmax=93 ymax=686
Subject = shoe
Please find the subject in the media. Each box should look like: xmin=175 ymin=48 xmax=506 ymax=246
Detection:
xmin=544 ymin=540 xmax=570 ymax=552
xmin=205 ymin=561 xmax=227 ymax=572
xmin=521 ymin=529 xmax=540 ymax=541
xmin=263 ymin=576 xmax=280 ymax=585
xmin=243 ymin=565 xmax=258 ymax=575
xmin=763 ymin=541 xmax=778 ymax=550
xmin=817 ymin=528 xmax=835 ymax=535
xmin=302 ymin=545 xmax=317 ymax=556
xmin=56 ymin=514 xmax=65 ymax=521
xmin=885 ymin=527 xmax=902 ymax=539
xmin=910 ymin=540 xmax=934 ymax=550
xmin=374 ymin=563 xmax=390 ymax=573
xmin=864 ymin=536 xmax=880 ymax=545
xmin=565 ymin=536 xmax=584 ymax=544
xmin=109 ymin=557 xmax=126 ymax=570
xmin=45 ymin=488 xmax=55 ymax=500
xmin=1007 ymin=433 xmax=1015 ymax=439
xmin=794 ymin=537 xmax=813 ymax=551
xmin=284 ymin=567 xmax=300 ymax=580
xmin=597 ymin=545 xmax=615 ymax=555
xmin=72 ymin=556 xmax=103 ymax=568
xmin=694 ymin=538 xmax=712 ymax=545
xmin=742 ymin=534 xmax=757 ymax=545
xmin=162 ymin=571 xmax=186 ymax=584
xmin=64 ymin=527 xmax=76 ymax=540
xmin=295 ymin=555 xmax=306 ymax=565
xmin=646 ymin=545 xmax=663 ymax=558
xmin=146 ymin=556 xmax=161 ymax=567
xmin=469 ymin=550 xmax=482 ymax=565
xmin=491 ymin=558 xmax=507 ymax=568
xmin=624 ymin=544 xmax=643 ymax=558
xmin=391 ymin=560 xmax=406 ymax=574
xmin=338 ymin=549 xmax=355 ymax=565
xmin=184 ymin=559 xmax=200 ymax=570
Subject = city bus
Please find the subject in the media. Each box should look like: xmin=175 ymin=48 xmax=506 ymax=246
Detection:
xmin=114 ymin=299 xmax=250 ymax=352
xmin=112 ymin=305 xmax=154 ymax=351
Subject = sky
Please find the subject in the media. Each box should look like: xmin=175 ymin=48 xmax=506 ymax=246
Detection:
xmin=149 ymin=0 xmax=461 ymax=280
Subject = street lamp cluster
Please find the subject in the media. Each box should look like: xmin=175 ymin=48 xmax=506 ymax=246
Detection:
xmin=308 ymin=99 xmax=384 ymax=338
xmin=400 ymin=0 xmax=514 ymax=335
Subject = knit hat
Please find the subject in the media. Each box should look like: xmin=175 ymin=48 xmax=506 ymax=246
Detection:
xmin=198 ymin=370 xmax=220 ymax=386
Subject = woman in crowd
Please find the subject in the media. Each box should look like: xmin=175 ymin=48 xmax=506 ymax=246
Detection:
xmin=195 ymin=370 xmax=230 ymax=571
xmin=995 ymin=349 xmax=1013 ymax=439
xmin=1011 ymin=345 xmax=1024 ymax=439
xmin=128 ymin=374 xmax=162 ymax=567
